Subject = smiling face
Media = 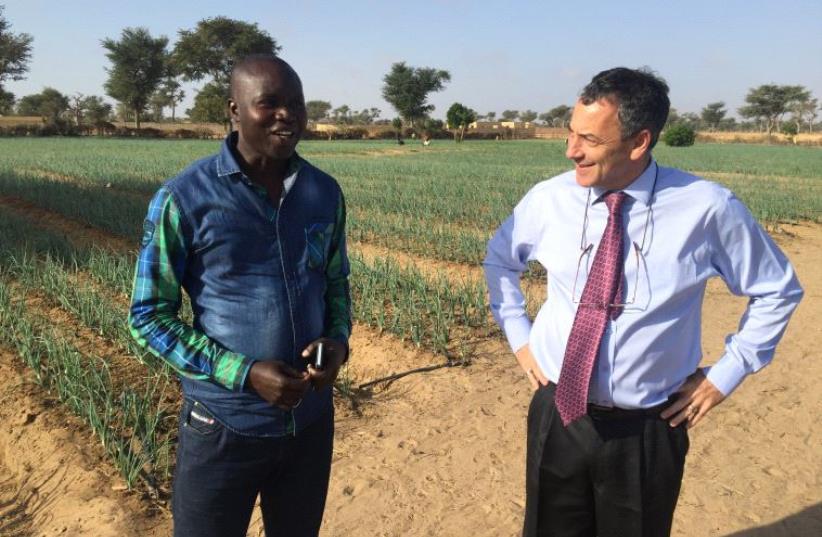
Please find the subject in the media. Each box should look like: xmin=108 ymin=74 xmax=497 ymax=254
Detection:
xmin=565 ymin=98 xmax=650 ymax=190
xmin=229 ymin=59 xmax=307 ymax=165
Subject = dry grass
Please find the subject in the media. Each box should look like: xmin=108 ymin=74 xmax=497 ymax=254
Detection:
xmin=697 ymin=131 xmax=822 ymax=146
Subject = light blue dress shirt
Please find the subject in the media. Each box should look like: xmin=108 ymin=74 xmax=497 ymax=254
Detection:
xmin=483 ymin=160 xmax=803 ymax=409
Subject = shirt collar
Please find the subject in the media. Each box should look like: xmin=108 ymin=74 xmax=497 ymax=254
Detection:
xmin=216 ymin=131 xmax=304 ymax=180
xmin=592 ymin=158 xmax=657 ymax=207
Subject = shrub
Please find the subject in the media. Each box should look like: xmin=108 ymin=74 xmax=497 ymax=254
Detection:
xmin=780 ymin=123 xmax=798 ymax=136
xmin=135 ymin=127 xmax=166 ymax=138
xmin=170 ymin=128 xmax=198 ymax=139
xmin=193 ymin=127 xmax=217 ymax=140
xmin=662 ymin=123 xmax=696 ymax=147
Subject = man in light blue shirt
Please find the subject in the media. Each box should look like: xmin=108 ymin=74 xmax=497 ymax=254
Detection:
xmin=483 ymin=67 xmax=803 ymax=537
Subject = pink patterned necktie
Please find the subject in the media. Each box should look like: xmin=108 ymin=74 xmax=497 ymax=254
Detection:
xmin=555 ymin=191 xmax=627 ymax=426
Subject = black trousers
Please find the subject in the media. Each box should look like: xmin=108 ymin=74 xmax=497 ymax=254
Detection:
xmin=523 ymin=384 xmax=689 ymax=537
xmin=172 ymin=399 xmax=334 ymax=537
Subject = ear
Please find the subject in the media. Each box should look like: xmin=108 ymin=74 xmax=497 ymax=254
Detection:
xmin=629 ymin=129 xmax=652 ymax=161
xmin=228 ymin=98 xmax=239 ymax=124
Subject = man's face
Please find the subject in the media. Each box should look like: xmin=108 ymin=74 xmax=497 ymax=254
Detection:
xmin=230 ymin=62 xmax=307 ymax=162
xmin=565 ymin=98 xmax=638 ymax=189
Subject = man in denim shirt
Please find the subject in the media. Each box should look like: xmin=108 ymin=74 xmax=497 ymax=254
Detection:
xmin=129 ymin=55 xmax=351 ymax=537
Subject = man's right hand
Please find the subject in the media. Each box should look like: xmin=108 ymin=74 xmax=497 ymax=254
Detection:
xmin=246 ymin=361 xmax=310 ymax=411
xmin=515 ymin=344 xmax=550 ymax=391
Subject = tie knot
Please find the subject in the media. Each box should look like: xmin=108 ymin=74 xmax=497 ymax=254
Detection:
xmin=604 ymin=191 xmax=627 ymax=215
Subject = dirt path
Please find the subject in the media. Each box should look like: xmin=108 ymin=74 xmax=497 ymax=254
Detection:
xmin=0 ymin=194 xmax=819 ymax=535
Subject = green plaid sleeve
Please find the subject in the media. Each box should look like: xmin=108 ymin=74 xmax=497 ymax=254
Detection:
xmin=128 ymin=187 xmax=254 ymax=391
xmin=323 ymin=189 xmax=352 ymax=345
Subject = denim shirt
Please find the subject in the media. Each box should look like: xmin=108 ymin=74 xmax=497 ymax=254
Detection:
xmin=129 ymin=133 xmax=351 ymax=436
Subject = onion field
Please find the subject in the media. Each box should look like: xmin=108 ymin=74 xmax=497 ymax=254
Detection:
xmin=0 ymin=137 xmax=820 ymax=494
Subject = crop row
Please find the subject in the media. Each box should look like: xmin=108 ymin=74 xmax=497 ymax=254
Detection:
xmin=0 ymin=271 xmax=173 ymax=489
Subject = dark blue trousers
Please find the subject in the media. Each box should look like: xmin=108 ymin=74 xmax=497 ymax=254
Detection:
xmin=172 ymin=399 xmax=334 ymax=537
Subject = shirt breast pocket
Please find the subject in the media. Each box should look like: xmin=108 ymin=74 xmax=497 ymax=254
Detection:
xmin=305 ymin=222 xmax=334 ymax=270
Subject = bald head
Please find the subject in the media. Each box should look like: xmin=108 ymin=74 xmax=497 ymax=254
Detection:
xmin=229 ymin=54 xmax=302 ymax=101
xmin=228 ymin=54 xmax=307 ymax=164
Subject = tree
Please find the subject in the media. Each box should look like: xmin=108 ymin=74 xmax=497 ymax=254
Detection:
xmin=520 ymin=110 xmax=538 ymax=123
xmin=115 ymin=102 xmax=135 ymax=123
xmin=148 ymin=91 xmax=167 ymax=122
xmin=187 ymin=81 xmax=228 ymax=123
xmin=539 ymin=105 xmax=571 ymax=127
xmin=172 ymin=17 xmax=279 ymax=87
xmin=306 ymin=100 xmax=332 ymax=123
xmin=665 ymin=107 xmax=681 ymax=129
xmin=446 ymin=102 xmax=476 ymax=142
xmin=68 ymin=93 xmax=85 ymax=126
xmin=0 ymin=6 xmax=33 ymax=91
xmin=154 ymin=77 xmax=185 ymax=121
xmin=381 ymin=62 xmax=450 ymax=127
xmin=16 ymin=87 xmax=67 ymax=124
xmin=501 ymin=109 xmax=519 ymax=121
xmin=679 ymin=112 xmax=701 ymax=130
xmin=102 ymin=27 xmax=168 ymax=128
xmin=0 ymin=88 xmax=13 ymax=114
xmin=804 ymin=99 xmax=820 ymax=133
xmin=420 ymin=117 xmax=444 ymax=142
xmin=82 ymin=96 xmax=113 ymax=133
xmin=361 ymin=107 xmax=381 ymax=124
xmin=332 ymin=104 xmax=351 ymax=124
xmin=789 ymin=94 xmax=817 ymax=133
xmin=738 ymin=84 xmax=809 ymax=135
xmin=16 ymin=92 xmax=41 ymax=116
xmin=700 ymin=102 xmax=726 ymax=131
xmin=391 ymin=117 xmax=404 ymax=144
xmin=486 ymin=111 xmax=496 ymax=122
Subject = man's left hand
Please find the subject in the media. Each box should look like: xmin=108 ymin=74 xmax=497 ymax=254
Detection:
xmin=660 ymin=369 xmax=725 ymax=429
xmin=301 ymin=338 xmax=348 ymax=391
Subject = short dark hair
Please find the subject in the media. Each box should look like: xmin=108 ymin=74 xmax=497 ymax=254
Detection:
xmin=580 ymin=67 xmax=670 ymax=149
xmin=229 ymin=54 xmax=301 ymax=99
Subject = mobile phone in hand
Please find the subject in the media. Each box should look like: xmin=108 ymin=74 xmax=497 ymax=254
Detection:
xmin=312 ymin=342 xmax=325 ymax=371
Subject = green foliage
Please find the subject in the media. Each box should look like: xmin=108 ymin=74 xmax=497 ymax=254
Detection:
xmin=780 ymin=122 xmax=798 ymax=136
xmin=306 ymin=100 xmax=332 ymax=122
xmin=501 ymin=109 xmax=519 ymax=121
xmin=172 ymin=16 xmax=279 ymax=86
xmin=187 ymin=82 xmax=228 ymax=124
xmin=662 ymin=123 xmax=696 ymax=147
xmin=700 ymin=101 xmax=726 ymax=131
xmin=539 ymin=105 xmax=572 ymax=127
xmin=0 ymin=6 xmax=33 ymax=88
xmin=446 ymin=102 xmax=477 ymax=142
xmin=151 ymin=77 xmax=184 ymax=121
xmin=739 ymin=84 xmax=811 ymax=135
xmin=0 ymin=87 xmax=13 ymax=114
xmin=102 ymin=27 xmax=169 ymax=129
xmin=381 ymin=62 xmax=450 ymax=126
xmin=519 ymin=110 xmax=538 ymax=123
xmin=16 ymin=86 xmax=68 ymax=124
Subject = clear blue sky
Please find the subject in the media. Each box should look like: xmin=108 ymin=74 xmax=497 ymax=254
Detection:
xmin=4 ymin=0 xmax=821 ymax=119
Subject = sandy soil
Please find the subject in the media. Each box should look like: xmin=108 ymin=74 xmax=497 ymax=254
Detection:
xmin=0 ymin=200 xmax=819 ymax=535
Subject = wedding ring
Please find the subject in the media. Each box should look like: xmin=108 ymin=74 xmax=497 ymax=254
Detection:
xmin=688 ymin=405 xmax=697 ymax=415
xmin=526 ymin=368 xmax=535 ymax=378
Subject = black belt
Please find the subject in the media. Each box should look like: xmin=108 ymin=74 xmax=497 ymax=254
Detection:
xmin=586 ymin=401 xmax=669 ymax=419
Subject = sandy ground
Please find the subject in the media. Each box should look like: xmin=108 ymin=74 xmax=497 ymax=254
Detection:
xmin=0 ymin=210 xmax=819 ymax=536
